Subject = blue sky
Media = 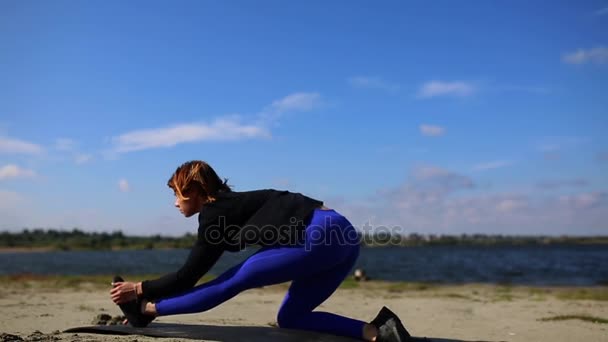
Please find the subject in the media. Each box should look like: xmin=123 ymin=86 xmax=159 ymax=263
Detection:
xmin=1 ymin=1 xmax=607 ymax=236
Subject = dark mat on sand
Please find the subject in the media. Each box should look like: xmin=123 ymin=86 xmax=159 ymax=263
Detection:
xmin=64 ymin=323 xmax=495 ymax=342
xmin=64 ymin=323 xmax=356 ymax=341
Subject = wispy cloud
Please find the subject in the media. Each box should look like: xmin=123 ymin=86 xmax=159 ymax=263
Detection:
xmin=595 ymin=7 xmax=608 ymax=16
xmin=538 ymin=142 xmax=560 ymax=160
xmin=348 ymin=76 xmax=400 ymax=92
xmin=559 ymin=192 xmax=606 ymax=209
xmin=118 ymin=179 xmax=130 ymax=192
xmin=472 ymin=160 xmax=513 ymax=171
xmin=0 ymin=136 xmax=43 ymax=155
xmin=411 ymin=165 xmax=474 ymax=191
xmin=111 ymin=117 xmax=271 ymax=153
xmin=596 ymin=151 xmax=608 ymax=162
xmin=259 ymin=92 xmax=322 ymax=125
xmin=536 ymin=136 xmax=589 ymax=161
xmin=111 ymin=93 xmax=320 ymax=153
xmin=537 ymin=136 xmax=589 ymax=151
xmin=267 ymin=92 xmax=321 ymax=114
xmin=562 ymin=46 xmax=608 ymax=65
xmin=333 ymin=166 xmax=608 ymax=235
xmin=74 ymin=153 xmax=93 ymax=164
xmin=417 ymin=81 xmax=475 ymax=98
xmin=419 ymin=124 xmax=445 ymax=137
xmin=53 ymin=138 xmax=93 ymax=164
xmin=537 ymin=178 xmax=588 ymax=189
xmin=495 ymin=198 xmax=528 ymax=213
xmin=0 ymin=164 xmax=36 ymax=180
xmin=496 ymin=85 xmax=551 ymax=94
xmin=54 ymin=138 xmax=76 ymax=151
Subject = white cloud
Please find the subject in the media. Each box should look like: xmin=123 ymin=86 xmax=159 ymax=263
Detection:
xmin=268 ymin=92 xmax=321 ymax=114
xmin=54 ymin=138 xmax=76 ymax=151
xmin=559 ymin=192 xmax=606 ymax=209
xmin=411 ymin=165 xmax=474 ymax=192
xmin=0 ymin=164 xmax=36 ymax=180
xmin=348 ymin=76 xmax=400 ymax=92
xmin=418 ymin=81 xmax=475 ymax=98
xmin=53 ymin=138 xmax=93 ymax=164
xmin=562 ymin=47 xmax=608 ymax=65
xmin=472 ymin=160 xmax=513 ymax=171
xmin=74 ymin=153 xmax=93 ymax=164
xmin=111 ymin=117 xmax=271 ymax=153
xmin=257 ymin=92 xmax=322 ymax=127
xmin=118 ymin=179 xmax=130 ymax=192
xmin=111 ymin=93 xmax=321 ymax=154
xmin=495 ymin=198 xmax=527 ymax=213
xmin=0 ymin=136 xmax=43 ymax=155
xmin=318 ymin=165 xmax=608 ymax=235
xmin=419 ymin=124 xmax=445 ymax=137
xmin=338 ymin=175 xmax=608 ymax=236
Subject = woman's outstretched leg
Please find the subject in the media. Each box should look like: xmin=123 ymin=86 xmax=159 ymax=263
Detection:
xmin=154 ymin=241 xmax=354 ymax=315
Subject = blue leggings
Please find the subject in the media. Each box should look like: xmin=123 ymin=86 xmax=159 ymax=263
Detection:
xmin=155 ymin=209 xmax=365 ymax=339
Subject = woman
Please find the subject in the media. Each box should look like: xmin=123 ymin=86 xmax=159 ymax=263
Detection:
xmin=110 ymin=160 xmax=412 ymax=341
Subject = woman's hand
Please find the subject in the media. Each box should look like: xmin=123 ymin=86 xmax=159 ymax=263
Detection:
xmin=110 ymin=281 xmax=138 ymax=304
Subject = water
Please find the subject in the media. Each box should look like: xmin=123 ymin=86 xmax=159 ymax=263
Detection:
xmin=1 ymin=244 xmax=606 ymax=286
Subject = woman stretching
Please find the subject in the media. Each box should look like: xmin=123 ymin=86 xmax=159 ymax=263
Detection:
xmin=110 ymin=160 xmax=413 ymax=341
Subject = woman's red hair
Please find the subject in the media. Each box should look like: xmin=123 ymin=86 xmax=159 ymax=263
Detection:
xmin=167 ymin=160 xmax=231 ymax=201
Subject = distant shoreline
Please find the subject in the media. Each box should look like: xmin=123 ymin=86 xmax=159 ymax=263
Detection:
xmin=0 ymin=246 xmax=182 ymax=253
xmin=2 ymin=228 xmax=608 ymax=253
xmin=2 ymin=241 xmax=608 ymax=254
xmin=0 ymin=247 xmax=55 ymax=253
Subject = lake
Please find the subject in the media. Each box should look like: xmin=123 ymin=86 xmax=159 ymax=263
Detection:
xmin=1 ymin=244 xmax=606 ymax=286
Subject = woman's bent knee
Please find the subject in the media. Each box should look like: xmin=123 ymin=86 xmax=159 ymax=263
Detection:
xmin=276 ymin=311 xmax=300 ymax=329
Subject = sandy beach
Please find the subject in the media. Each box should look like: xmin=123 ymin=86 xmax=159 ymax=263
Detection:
xmin=0 ymin=277 xmax=606 ymax=342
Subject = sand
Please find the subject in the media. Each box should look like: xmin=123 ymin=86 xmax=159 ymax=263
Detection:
xmin=0 ymin=279 xmax=606 ymax=342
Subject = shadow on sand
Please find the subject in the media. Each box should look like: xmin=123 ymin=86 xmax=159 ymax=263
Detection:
xmin=64 ymin=322 xmax=502 ymax=342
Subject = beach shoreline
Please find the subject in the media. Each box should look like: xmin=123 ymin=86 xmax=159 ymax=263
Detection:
xmin=0 ymin=276 xmax=606 ymax=342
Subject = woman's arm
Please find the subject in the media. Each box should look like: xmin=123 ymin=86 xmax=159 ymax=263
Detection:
xmin=138 ymin=204 xmax=228 ymax=300
xmin=139 ymin=240 xmax=224 ymax=300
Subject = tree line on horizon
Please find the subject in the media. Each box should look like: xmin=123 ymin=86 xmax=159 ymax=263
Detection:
xmin=0 ymin=228 xmax=606 ymax=251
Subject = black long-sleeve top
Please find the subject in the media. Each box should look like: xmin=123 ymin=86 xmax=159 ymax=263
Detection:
xmin=141 ymin=189 xmax=323 ymax=300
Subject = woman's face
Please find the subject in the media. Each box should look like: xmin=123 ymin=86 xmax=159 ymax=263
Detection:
xmin=174 ymin=189 xmax=205 ymax=218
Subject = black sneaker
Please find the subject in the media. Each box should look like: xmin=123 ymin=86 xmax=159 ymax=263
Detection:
xmin=112 ymin=275 xmax=154 ymax=328
xmin=370 ymin=306 xmax=412 ymax=342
